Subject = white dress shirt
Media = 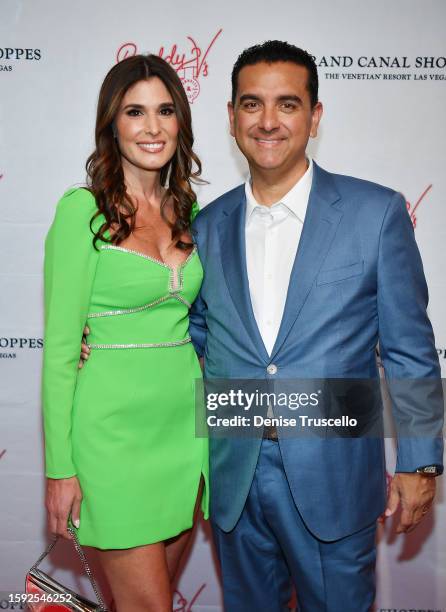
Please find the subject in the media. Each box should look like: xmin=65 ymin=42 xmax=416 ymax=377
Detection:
xmin=245 ymin=158 xmax=313 ymax=355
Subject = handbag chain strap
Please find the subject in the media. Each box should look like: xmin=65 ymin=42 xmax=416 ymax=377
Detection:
xmin=29 ymin=527 xmax=108 ymax=611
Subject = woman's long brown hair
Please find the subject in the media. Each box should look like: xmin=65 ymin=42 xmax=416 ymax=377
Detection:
xmin=86 ymin=54 xmax=203 ymax=250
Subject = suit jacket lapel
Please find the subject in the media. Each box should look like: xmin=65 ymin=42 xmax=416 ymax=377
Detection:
xmin=270 ymin=164 xmax=343 ymax=360
xmin=218 ymin=187 xmax=270 ymax=362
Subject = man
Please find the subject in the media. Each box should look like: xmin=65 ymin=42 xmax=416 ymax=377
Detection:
xmin=189 ymin=41 xmax=443 ymax=611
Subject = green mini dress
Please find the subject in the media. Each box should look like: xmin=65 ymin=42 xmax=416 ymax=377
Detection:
xmin=42 ymin=187 xmax=208 ymax=549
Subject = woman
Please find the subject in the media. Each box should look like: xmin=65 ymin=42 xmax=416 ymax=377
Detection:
xmin=42 ymin=54 xmax=208 ymax=611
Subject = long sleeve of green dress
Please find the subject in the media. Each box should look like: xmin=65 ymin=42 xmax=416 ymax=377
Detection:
xmin=42 ymin=188 xmax=99 ymax=478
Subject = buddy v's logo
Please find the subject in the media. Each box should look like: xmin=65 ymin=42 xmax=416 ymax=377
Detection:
xmin=116 ymin=29 xmax=223 ymax=104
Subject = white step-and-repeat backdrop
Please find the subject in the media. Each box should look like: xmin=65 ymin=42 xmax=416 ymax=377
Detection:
xmin=1 ymin=0 xmax=445 ymax=610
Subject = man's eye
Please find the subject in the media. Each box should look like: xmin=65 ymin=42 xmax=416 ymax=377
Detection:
xmin=126 ymin=109 xmax=142 ymax=116
xmin=243 ymin=102 xmax=259 ymax=110
xmin=281 ymin=103 xmax=297 ymax=111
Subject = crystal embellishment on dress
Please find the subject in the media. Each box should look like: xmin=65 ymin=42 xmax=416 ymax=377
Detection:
xmin=87 ymin=295 xmax=172 ymax=319
xmin=88 ymin=337 xmax=192 ymax=350
xmin=91 ymin=245 xmax=198 ymax=316
xmin=101 ymin=244 xmax=197 ymax=293
xmin=170 ymin=293 xmax=192 ymax=309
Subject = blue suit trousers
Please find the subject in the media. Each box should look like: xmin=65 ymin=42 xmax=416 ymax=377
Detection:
xmin=212 ymin=440 xmax=377 ymax=612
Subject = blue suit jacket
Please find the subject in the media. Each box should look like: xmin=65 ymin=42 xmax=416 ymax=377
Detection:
xmin=190 ymin=162 xmax=443 ymax=540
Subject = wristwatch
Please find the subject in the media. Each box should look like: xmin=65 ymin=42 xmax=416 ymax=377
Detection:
xmin=415 ymin=465 xmax=442 ymax=476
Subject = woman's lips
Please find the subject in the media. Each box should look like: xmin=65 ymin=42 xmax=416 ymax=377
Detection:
xmin=137 ymin=142 xmax=165 ymax=152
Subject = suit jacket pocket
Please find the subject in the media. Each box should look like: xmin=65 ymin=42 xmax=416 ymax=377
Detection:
xmin=317 ymin=260 xmax=364 ymax=286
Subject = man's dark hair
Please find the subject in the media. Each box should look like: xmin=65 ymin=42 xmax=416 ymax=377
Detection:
xmin=231 ymin=40 xmax=318 ymax=107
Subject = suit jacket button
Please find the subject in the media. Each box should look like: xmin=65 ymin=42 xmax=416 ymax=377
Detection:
xmin=267 ymin=364 xmax=277 ymax=375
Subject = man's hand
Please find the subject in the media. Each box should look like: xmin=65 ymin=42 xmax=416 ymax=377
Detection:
xmin=46 ymin=476 xmax=83 ymax=539
xmin=380 ymin=472 xmax=436 ymax=533
xmin=78 ymin=325 xmax=91 ymax=369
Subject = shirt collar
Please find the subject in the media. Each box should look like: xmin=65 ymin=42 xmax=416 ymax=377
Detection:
xmin=245 ymin=157 xmax=313 ymax=225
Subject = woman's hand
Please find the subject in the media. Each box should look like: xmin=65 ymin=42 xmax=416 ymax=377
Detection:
xmin=78 ymin=325 xmax=91 ymax=369
xmin=45 ymin=476 xmax=83 ymax=540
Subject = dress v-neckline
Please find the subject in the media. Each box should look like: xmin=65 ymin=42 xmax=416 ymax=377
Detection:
xmin=100 ymin=244 xmax=197 ymax=271
xmin=100 ymin=244 xmax=198 ymax=292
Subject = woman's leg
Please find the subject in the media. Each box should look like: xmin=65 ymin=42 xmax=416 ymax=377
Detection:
xmin=165 ymin=530 xmax=193 ymax=581
xmin=165 ymin=476 xmax=205 ymax=581
xmin=102 ymin=479 xmax=205 ymax=608
xmin=97 ymin=542 xmax=171 ymax=612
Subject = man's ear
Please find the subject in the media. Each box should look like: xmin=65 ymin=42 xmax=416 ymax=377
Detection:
xmin=228 ymin=101 xmax=235 ymax=137
xmin=310 ymin=101 xmax=323 ymax=139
